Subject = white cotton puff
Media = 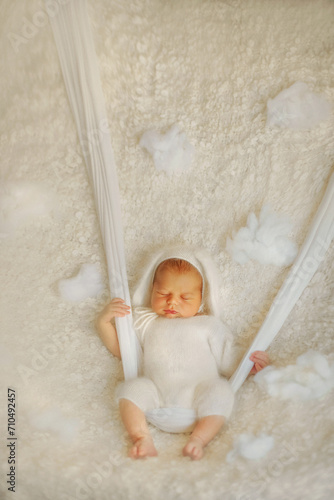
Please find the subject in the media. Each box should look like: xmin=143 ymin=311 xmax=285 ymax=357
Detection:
xmin=139 ymin=124 xmax=195 ymax=176
xmin=58 ymin=263 xmax=105 ymax=302
xmin=226 ymin=433 xmax=274 ymax=462
xmin=266 ymin=81 xmax=332 ymax=130
xmin=226 ymin=205 xmax=298 ymax=266
xmin=0 ymin=180 xmax=57 ymax=237
xmin=254 ymin=350 xmax=334 ymax=401
xmin=29 ymin=408 xmax=79 ymax=441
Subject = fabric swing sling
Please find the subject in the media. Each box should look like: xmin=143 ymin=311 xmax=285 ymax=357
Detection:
xmin=47 ymin=0 xmax=334 ymax=433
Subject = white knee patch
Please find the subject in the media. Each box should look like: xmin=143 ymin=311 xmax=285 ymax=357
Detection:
xmin=116 ymin=377 xmax=161 ymax=413
xmin=194 ymin=378 xmax=235 ymax=419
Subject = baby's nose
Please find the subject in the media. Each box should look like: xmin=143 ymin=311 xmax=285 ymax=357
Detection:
xmin=167 ymin=296 xmax=178 ymax=305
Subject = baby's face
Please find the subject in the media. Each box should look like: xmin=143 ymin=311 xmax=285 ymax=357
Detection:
xmin=151 ymin=267 xmax=202 ymax=318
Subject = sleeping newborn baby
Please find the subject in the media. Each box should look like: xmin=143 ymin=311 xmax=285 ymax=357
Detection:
xmin=96 ymin=247 xmax=269 ymax=460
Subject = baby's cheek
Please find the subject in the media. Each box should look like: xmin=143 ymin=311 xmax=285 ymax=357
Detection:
xmin=151 ymin=296 xmax=163 ymax=310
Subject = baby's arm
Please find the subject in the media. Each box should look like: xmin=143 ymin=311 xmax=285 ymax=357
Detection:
xmin=249 ymin=351 xmax=270 ymax=374
xmin=95 ymin=298 xmax=130 ymax=359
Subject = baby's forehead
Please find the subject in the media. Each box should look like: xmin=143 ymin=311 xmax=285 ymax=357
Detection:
xmin=154 ymin=258 xmax=201 ymax=279
xmin=154 ymin=266 xmax=202 ymax=289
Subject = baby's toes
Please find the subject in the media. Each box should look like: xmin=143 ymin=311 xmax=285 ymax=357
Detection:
xmin=128 ymin=444 xmax=139 ymax=459
xmin=191 ymin=445 xmax=204 ymax=460
xmin=183 ymin=441 xmax=204 ymax=460
xmin=182 ymin=442 xmax=191 ymax=458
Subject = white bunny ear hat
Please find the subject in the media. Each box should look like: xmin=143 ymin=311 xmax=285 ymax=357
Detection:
xmin=132 ymin=246 xmax=222 ymax=318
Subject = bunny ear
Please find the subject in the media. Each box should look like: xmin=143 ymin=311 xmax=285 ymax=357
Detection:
xmin=194 ymin=249 xmax=221 ymax=318
xmin=132 ymin=249 xmax=166 ymax=308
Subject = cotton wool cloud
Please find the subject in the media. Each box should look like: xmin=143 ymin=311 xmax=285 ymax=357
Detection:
xmin=254 ymin=350 xmax=334 ymax=401
xmin=0 ymin=180 xmax=57 ymax=237
xmin=29 ymin=408 xmax=79 ymax=442
xmin=58 ymin=263 xmax=105 ymax=302
xmin=226 ymin=433 xmax=274 ymax=462
xmin=266 ymin=81 xmax=332 ymax=130
xmin=140 ymin=124 xmax=195 ymax=176
xmin=226 ymin=205 xmax=298 ymax=266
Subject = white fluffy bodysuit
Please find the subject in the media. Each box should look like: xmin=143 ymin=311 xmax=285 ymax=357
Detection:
xmin=116 ymin=247 xmax=243 ymax=420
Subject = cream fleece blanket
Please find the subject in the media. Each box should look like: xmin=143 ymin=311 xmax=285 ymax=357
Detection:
xmin=0 ymin=1 xmax=333 ymax=499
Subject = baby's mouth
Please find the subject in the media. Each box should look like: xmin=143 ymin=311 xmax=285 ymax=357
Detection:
xmin=164 ymin=309 xmax=177 ymax=315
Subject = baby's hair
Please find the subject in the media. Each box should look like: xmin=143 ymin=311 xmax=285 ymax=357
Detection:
xmin=153 ymin=258 xmax=202 ymax=284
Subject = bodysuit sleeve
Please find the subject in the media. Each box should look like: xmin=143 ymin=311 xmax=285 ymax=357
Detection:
xmin=132 ymin=307 xmax=157 ymax=347
xmin=208 ymin=317 xmax=244 ymax=379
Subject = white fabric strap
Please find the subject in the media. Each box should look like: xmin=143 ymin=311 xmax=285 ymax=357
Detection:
xmin=47 ymin=0 xmax=141 ymax=380
xmin=230 ymin=171 xmax=334 ymax=392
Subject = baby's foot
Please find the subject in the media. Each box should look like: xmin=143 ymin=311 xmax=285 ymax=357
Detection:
xmin=183 ymin=436 xmax=205 ymax=460
xmin=129 ymin=435 xmax=158 ymax=459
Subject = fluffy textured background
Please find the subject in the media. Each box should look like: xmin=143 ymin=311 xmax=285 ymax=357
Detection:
xmin=0 ymin=1 xmax=333 ymax=499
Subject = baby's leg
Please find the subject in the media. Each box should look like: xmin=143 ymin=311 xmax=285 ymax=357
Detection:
xmin=119 ymin=399 xmax=157 ymax=459
xmin=183 ymin=378 xmax=234 ymax=460
xmin=183 ymin=415 xmax=225 ymax=460
xmin=116 ymin=377 xmax=160 ymax=459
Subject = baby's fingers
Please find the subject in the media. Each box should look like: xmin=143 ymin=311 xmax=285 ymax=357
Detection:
xmin=250 ymin=351 xmax=269 ymax=364
xmin=250 ymin=363 xmax=262 ymax=374
xmin=112 ymin=306 xmax=131 ymax=317
xmin=249 ymin=351 xmax=270 ymax=373
xmin=110 ymin=298 xmax=130 ymax=307
xmin=109 ymin=299 xmax=131 ymax=310
xmin=99 ymin=299 xmax=130 ymax=321
xmin=110 ymin=302 xmax=131 ymax=315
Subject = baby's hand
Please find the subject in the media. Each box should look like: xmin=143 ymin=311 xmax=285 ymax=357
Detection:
xmin=97 ymin=298 xmax=131 ymax=325
xmin=249 ymin=351 xmax=270 ymax=375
